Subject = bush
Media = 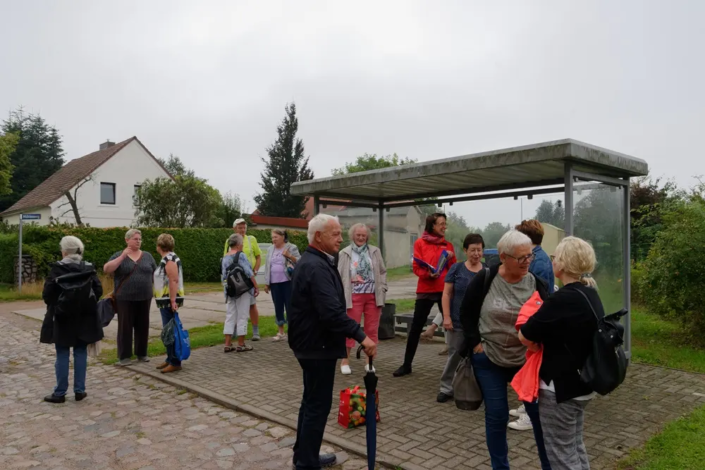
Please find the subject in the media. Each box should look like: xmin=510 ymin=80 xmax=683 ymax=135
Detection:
xmin=640 ymin=198 xmax=705 ymax=336
xmin=0 ymin=226 xmax=308 ymax=283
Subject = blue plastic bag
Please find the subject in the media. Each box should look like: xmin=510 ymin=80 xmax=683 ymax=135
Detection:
xmin=173 ymin=312 xmax=191 ymax=361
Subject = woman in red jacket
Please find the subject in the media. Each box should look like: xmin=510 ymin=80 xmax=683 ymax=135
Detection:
xmin=393 ymin=213 xmax=456 ymax=377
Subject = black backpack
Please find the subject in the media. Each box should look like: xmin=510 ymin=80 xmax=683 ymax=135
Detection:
xmin=54 ymin=262 xmax=98 ymax=320
xmin=576 ymin=289 xmax=629 ymax=395
xmin=225 ymin=254 xmax=254 ymax=298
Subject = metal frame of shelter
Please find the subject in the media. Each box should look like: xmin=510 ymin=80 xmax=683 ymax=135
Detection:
xmin=291 ymin=139 xmax=649 ymax=357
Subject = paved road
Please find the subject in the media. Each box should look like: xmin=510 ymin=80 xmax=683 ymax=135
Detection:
xmin=0 ymin=306 xmax=367 ymax=470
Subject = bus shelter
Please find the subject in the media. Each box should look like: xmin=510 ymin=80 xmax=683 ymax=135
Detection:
xmin=291 ymin=139 xmax=649 ymax=357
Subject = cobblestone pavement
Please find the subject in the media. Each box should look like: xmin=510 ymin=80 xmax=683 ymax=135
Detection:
xmin=0 ymin=309 xmax=368 ymax=470
xmin=129 ymin=334 xmax=705 ymax=470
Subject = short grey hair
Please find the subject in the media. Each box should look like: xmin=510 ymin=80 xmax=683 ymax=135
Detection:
xmin=496 ymin=230 xmax=532 ymax=256
xmin=125 ymin=228 xmax=142 ymax=240
xmin=348 ymin=223 xmax=370 ymax=242
xmin=228 ymin=233 xmax=244 ymax=248
xmin=307 ymin=214 xmax=339 ymax=244
xmin=60 ymin=236 xmax=84 ymax=261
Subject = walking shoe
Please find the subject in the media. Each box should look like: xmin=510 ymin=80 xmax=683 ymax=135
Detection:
xmin=156 ymin=362 xmax=169 ymax=369
xmin=509 ymin=404 xmax=526 ymax=417
xmin=251 ymin=333 xmax=261 ymax=341
xmin=340 ymin=364 xmax=352 ymax=375
xmin=137 ymin=356 xmax=150 ymax=362
xmin=115 ymin=358 xmax=132 ymax=366
xmin=392 ymin=365 xmax=412 ymax=377
xmin=436 ymin=392 xmax=452 ymax=403
xmin=438 ymin=346 xmax=449 ymax=355
xmin=75 ymin=392 xmax=87 ymax=401
xmin=161 ymin=365 xmax=182 ymax=374
xmin=44 ymin=394 xmax=65 ymax=404
xmin=272 ymin=334 xmax=283 ymax=342
xmin=508 ymin=412 xmax=533 ymax=431
xmin=291 ymin=453 xmax=337 ymax=469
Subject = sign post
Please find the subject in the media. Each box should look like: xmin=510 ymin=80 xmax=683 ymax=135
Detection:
xmin=18 ymin=213 xmax=41 ymax=293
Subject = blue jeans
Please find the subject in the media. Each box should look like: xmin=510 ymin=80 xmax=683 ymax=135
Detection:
xmin=471 ymin=352 xmax=551 ymax=470
xmin=54 ymin=343 xmax=87 ymax=397
xmin=270 ymin=281 xmax=292 ymax=326
xmin=160 ymin=307 xmax=181 ymax=366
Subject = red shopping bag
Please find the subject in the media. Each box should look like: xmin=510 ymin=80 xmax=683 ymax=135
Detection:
xmin=338 ymin=385 xmax=381 ymax=429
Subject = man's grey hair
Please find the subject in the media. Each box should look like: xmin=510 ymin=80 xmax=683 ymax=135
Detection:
xmin=125 ymin=228 xmax=142 ymax=240
xmin=228 ymin=233 xmax=244 ymax=248
xmin=60 ymin=236 xmax=84 ymax=261
xmin=497 ymin=230 xmax=533 ymax=256
xmin=348 ymin=223 xmax=370 ymax=242
xmin=307 ymin=214 xmax=339 ymax=244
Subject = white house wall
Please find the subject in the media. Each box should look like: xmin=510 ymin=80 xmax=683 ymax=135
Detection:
xmin=1 ymin=207 xmax=53 ymax=226
xmin=50 ymin=140 xmax=170 ymax=228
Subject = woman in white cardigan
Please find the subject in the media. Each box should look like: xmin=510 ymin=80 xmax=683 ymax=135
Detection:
xmin=263 ymin=229 xmax=301 ymax=341
xmin=337 ymin=223 xmax=387 ymax=375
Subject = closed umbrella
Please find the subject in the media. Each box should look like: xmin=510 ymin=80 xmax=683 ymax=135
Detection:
xmin=357 ymin=345 xmax=378 ymax=470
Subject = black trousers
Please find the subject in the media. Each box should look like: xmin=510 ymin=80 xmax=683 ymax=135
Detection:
xmin=403 ymin=297 xmax=443 ymax=368
xmin=293 ymin=358 xmax=337 ymax=470
xmin=116 ymin=299 xmax=151 ymax=360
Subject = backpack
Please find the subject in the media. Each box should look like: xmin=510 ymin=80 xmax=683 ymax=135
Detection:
xmin=53 ymin=262 xmax=97 ymax=320
xmin=225 ymin=253 xmax=254 ymax=298
xmin=575 ymin=289 xmax=629 ymax=395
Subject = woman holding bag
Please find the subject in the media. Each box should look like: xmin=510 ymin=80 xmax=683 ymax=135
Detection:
xmin=154 ymin=234 xmax=185 ymax=373
xmin=103 ymin=229 xmax=157 ymax=366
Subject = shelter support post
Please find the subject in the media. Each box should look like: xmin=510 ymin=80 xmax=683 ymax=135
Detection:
xmin=623 ymin=178 xmax=632 ymax=359
xmin=313 ymin=196 xmax=320 ymax=216
xmin=378 ymin=201 xmax=385 ymax=260
xmin=564 ymin=163 xmax=574 ymax=236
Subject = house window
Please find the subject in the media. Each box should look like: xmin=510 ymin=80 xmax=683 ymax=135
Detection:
xmin=100 ymin=183 xmax=116 ymax=205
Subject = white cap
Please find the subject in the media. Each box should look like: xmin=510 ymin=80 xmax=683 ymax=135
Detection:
xmin=233 ymin=218 xmax=246 ymax=227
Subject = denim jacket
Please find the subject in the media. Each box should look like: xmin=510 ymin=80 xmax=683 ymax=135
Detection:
xmin=529 ymin=245 xmax=555 ymax=294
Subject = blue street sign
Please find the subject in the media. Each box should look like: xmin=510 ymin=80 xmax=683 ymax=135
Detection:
xmin=21 ymin=214 xmax=41 ymax=220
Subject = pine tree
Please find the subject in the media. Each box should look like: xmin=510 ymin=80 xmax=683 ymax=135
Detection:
xmin=0 ymin=108 xmax=65 ymax=211
xmin=254 ymin=103 xmax=313 ymax=218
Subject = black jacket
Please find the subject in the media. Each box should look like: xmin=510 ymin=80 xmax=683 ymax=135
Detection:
xmin=40 ymin=261 xmax=104 ymax=348
xmin=460 ymin=264 xmax=549 ymax=351
xmin=288 ymin=246 xmax=366 ymax=359
xmin=521 ymin=283 xmax=600 ymax=402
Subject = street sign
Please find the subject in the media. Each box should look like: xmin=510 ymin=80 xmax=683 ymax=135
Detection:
xmin=18 ymin=213 xmax=41 ymax=292
xmin=21 ymin=213 xmax=41 ymax=220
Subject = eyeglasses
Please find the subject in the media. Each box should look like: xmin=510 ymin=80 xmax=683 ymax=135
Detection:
xmin=505 ymin=253 xmax=535 ymax=264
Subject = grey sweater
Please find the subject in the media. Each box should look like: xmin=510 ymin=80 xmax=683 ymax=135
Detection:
xmin=109 ymin=251 xmax=157 ymax=301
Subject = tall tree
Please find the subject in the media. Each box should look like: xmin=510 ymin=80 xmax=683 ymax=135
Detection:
xmin=533 ymin=199 xmax=565 ymax=227
xmin=0 ymin=131 xmax=19 ymax=196
xmin=332 ymin=153 xmax=416 ymax=175
xmin=482 ymin=221 xmax=511 ymax=248
xmin=0 ymin=108 xmax=65 ymax=211
xmin=255 ymin=103 xmax=313 ymax=218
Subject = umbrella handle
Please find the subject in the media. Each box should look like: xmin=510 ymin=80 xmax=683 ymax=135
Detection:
xmin=355 ymin=344 xmax=374 ymax=368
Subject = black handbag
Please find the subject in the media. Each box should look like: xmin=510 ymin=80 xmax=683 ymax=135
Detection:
xmin=98 ymin=255 xmax=141 ymax=327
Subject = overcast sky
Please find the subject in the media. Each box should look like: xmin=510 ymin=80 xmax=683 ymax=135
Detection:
xmin=1 ymin=0 xmax=703 ymax=228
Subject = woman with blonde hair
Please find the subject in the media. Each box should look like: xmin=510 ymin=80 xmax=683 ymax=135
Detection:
xmin=519 ymin=236 xmax=602 ymax=470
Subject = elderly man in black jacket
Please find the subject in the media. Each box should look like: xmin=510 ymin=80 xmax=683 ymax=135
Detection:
xmin=289 ymin=213 xmax=377 ymax=470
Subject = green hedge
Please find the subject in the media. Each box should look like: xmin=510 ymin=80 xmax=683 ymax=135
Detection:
xmin=0 ymin=226 xmax=309 ymax=283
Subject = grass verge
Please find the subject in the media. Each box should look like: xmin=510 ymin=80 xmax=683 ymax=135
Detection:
xmin=618 ymin=404 xmax=705 ymax=470
xmin=388 ymin=297 xmax=416 ymax=313
xmin=386 ymin=265 xmax=414 ymax=281
xmin=98 ymin=316 xmax=281 ymax=365
xmin=0 ymin=283 xmax=43 ymax=302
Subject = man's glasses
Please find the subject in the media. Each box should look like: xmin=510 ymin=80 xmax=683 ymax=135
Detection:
xmin=505 ymin=253 xmax=535 ymax=264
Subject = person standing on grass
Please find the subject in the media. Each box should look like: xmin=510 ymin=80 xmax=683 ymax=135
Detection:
xmin=263 ymin=229 xmax=301 ymax=341
xmin=518 ymin=237 xmax=600 ymax=470
xmin=393 ymin=212 xmax=456 ymax=378
xmin=436 ymin=233 xmax=485 ymax=403
xmin=222 ymin=234 xmax=259 ymax=353
xmin=41 ymin=236 xmax=103 ymax=403
xmin=104 ymin=229 xmax=157 ymax=366
xmin=337 ymin=223 xmax=387 ymax=375
xmin=154 ymin=234 xmax=185 ymax=374
xmin=224 ymin=218 xmax=262 ymax=341
xmin=288 ymin=214 xmax=377 ymax=470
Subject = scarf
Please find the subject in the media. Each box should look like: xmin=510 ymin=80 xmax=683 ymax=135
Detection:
xmin=351 ymin=243 xmax=373 ymax=281
xmin=422 ymin=232 xmax=446 ymax=245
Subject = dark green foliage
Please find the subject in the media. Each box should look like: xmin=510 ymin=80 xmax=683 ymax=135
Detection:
xmin=534 ymin=200 xmax=565 ymax=228
xmin=0 ymin=226 xmax=309 ymax=283
xmin=254 ymin=103 xmax=313 ymax=218
xmin=332 ymin=153 xmax=416 ymax=175
xmin=0 ymin=108 xmax=65 ymax=211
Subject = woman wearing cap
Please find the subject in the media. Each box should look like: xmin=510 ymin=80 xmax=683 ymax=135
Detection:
xmin=263 ymin=229 xmax=301 ymax=341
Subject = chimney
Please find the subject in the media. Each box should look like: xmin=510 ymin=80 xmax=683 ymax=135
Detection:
xmin=100 ymin=140 xmax=115 ymax=150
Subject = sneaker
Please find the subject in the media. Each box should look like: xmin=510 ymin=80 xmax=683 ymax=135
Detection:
xmin=44 ymin=394 xmax=65 ymax=404
xmin=115 ymin=358 xmax=132 ymax=366
xmin=509 ymin=404 xmax=526 ymax=417
xmin=272 ymin=334 xmax=284 ymax=342
xmin=508 ymin=412 xmax=533 ymax=431
xmin=438 ymin=346 xmax=449 ymax=356
xmin=436 ymin=392 xmax=452 ymax=403
xmin=75 ymin=392 xmax=87 ymax=401
xmin=340 ymin=364 xmax=352 ymax=375
xmin=392 ymin=365 xmax=412 ymax=377
xmin=251 ymin=333 xmax=261 ymax=341
xmin=137 ymin=356 xmax=150 ymax=362
xmin=292 ymin=453 xmax=337 ymax=469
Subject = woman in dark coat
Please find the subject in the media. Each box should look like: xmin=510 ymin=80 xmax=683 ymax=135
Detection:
xmin=41 ymin=236 xmax=103 ymax=404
